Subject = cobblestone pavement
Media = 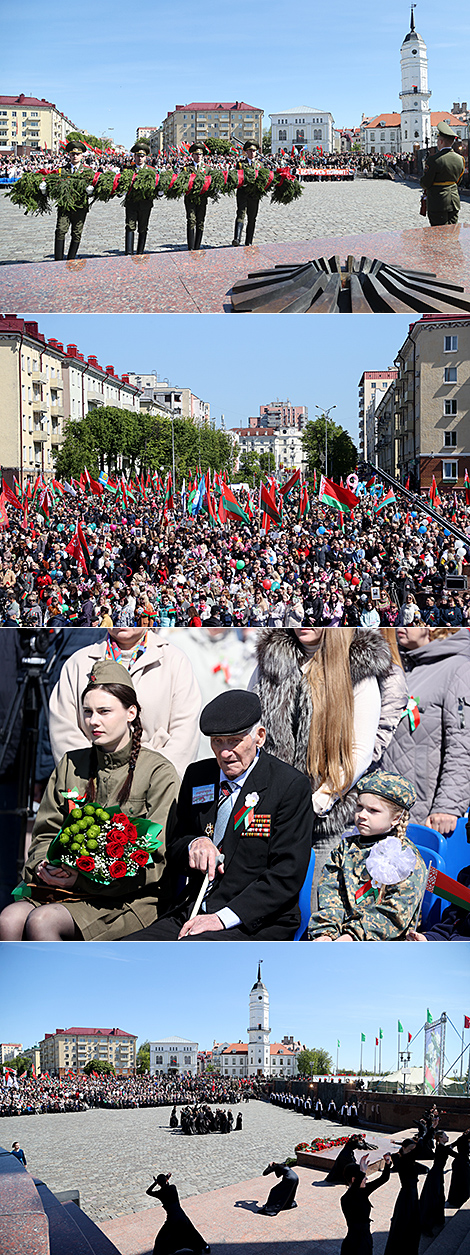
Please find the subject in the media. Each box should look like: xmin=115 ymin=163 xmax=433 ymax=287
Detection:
xmin=1 ymin=1101 xmax=367 ymax=1222
xmin=2 ymin=179 xmax=470 ymax=264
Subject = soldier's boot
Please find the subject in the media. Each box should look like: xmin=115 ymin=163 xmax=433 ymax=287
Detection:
xmin=232 ymin=219 xmax=243 ymax=246
xmin=187 ymin=224 xmax=196 ymax=251
xmin=245 ymin=221 xmax=256 ymax=246
xmin=125 ymin=228 xmax=135 ymax=255
xmin=67 ymin=238 xmax=80 ymax=260
xmin=194 ymin=228 xmax=204 ymax=250
xmin=54 ymin=234 xmax=65 ymax=261
xmin=136 ymin=230 xmax=147 ymax=254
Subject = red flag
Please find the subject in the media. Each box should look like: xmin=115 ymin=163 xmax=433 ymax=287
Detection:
xmin=408 ymin=1032 xmax=412 ymax=1043
xmin=405 ymin=476 xmax=410 ymax=490
xmin=279 ymin=468 xmax=301 ymax=497
xmin=464 ymin=1015 xmax=470 ymax=1029
xmin=66 ymin=522 xmax=88 ymax=573
xmin=0 ymin=492 xmax=10 ymax=528
xmin=2 ymin=481 xmax=22 ymax=509
xmin=260 ymin=481 xmax=282 ymax=525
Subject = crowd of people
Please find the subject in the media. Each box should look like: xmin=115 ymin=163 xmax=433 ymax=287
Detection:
xmin=1 ymin=483 xmax=470 ymax=629
xmin=0 ymin=1071 xmax=257 ymax=1118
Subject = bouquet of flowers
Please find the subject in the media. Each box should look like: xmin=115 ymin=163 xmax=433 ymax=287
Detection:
xmin=46 ymin=801 xmax=162 ymax=885
xmin=295 ymin=1136 xmax=351 ymax=1154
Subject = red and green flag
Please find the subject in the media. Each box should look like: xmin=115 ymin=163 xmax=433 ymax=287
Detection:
xmin=318 ymin=474 xmax=358 ymax=513
xmin=220 ymin=485 xmax=250 ymax=526
xmin=260 ymin=481 xmax=282 ymax=525
xmin=2 ymin=481 xmax=22 ymax=509
xmin=373 ymin=487 xmax=396 ymax=513
xmin=279 ymin=467 xmax=301 ymax=497
xmin=425 ymin=867 xmax=470 ymax=913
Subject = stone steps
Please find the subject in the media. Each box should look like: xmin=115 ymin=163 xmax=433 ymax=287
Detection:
xmin=421 ymin=1200 xmax=470 ymax=1255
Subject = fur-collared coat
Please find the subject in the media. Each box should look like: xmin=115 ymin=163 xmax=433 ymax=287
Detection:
xmin=253 ymin=628 xmax=395 ymax=839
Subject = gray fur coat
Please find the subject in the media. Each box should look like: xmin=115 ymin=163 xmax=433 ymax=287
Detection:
xmin=253 ymin=628 xmax=393 ymax=837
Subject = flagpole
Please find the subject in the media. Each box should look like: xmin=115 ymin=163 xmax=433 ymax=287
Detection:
xmin=461 ymin=1016 xmax=465 ymax=1081
xmin=360 ymin=1036 xmax=363 ymax=1076
xmin=379 ymin=1033 xmax=382 ymax=1076
xmin=374 ymin=1042 xmax=377 ymax=1076
xmin=336 ymin=1041 xmax=339 ymax=1075
xmin=397 ymin=1026 xmax=401 ymax=1071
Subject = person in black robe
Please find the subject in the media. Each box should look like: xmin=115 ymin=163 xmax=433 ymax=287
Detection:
xmin=326 ymin=1137 xmax=372 ymax=1184
xmin=258 ymin=1162 xmax=299 ymax=1215
xmin=169 ymin=1106 xmax=178 ymax=1128
xmin=447 ymin=1130 xmax=470 ymax=1207
xmin=340 ymin=1154 xmax=392 ymax=1253
xmin=383 ymin=1139 xmax=429 ymax=1255
xmin=420 ymin=1132 xmax=456 ymax=1235
xmin=146 ymin=1174 xmax=210 ymax=1255
xmin=236 ymin=1112 xmax=243 ymax=1131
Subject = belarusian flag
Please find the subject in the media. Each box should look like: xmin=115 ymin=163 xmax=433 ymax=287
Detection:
xmin=426 ymin=1009 xmax=433 ymax=1024
xmin=52 ymin=479 xmax=66 ymax=497
xmin=65 ymin=521 xmax=89 ymax=573
xmin=429 ymin=475 xmax=440 ymax=505
xmin=337 ymin=1039 xmax=340 ymax=1048
xmin=279 ymin=468 xmax=301 ymax=497
xmin=13 ymin=476 xmax=23 ymax=502
xmin=0 ymin=492 xmax=9 ymax=528
xmin=313 ymin=468 xmax=317 ymax=492
xmin=398 ymin=1020 xmax=404 ymax=1033
xmin=260 ymin=481 xmax=282 ymax=524
xmin=374 ymin=487 xmax=396 ymax=513
xmin=2 ymin=481 xmax=22 ymax=509
xmin=38 ymin=486 xmax=53 ymax=519
xmin=360 ymin=1033 xmax=366 ymax=1042
xmin=465 ymin=469 xmax=470 ymax=507
xmin=464 ymin=1015 xmax=470 ymax=1029
xmin=425 ymin=866 xmax=470 ymax=912
xmin=220 ymin=485 xmax=250 ymax=526
xmin=379 ymin=1029 xmax=383 ymax=1040
xmin=164 ymin=473 xmax=174 ymax=510
xmin=318 ymin=474 xmax=358 ymax=513
xmin=298 ymin=483 xmax=310 ymax=519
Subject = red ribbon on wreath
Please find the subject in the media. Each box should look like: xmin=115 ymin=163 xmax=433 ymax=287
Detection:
xmin=187 ymin=171 xmax=197 ymax=193
xmin=223 ymin=170 xmax=228 ymax=185
xmin=201 ymin=174 xmax=211 ymax=194
xmin=168 ymin=172 xmax=178 ymax=190
xmin=92 ymin=171 xmax=101 ymax=188
xmin=130 ymin=172 xmax=137 ymax=188
xmin=265 ymin=170 xmax=274 ymax=188
xmin=237 ymin=169 xmax=245 ymax=187
xmin=112 ymin=171 xmax=122 ymax=193
xmin=277 ymin=167 xmax=295 ymax=185
xmin=155 ymin=170 xmax=160 ymax=188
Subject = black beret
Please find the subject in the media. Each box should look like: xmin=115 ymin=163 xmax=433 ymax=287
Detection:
xmin=200 ymin=689 xmax=262 ymax=736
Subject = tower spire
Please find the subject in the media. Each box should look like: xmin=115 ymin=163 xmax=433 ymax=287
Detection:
xmin=257 ymin=960 xmax=262 ymax=983
xmin=410 ymin=3 xmax=415 ymax=31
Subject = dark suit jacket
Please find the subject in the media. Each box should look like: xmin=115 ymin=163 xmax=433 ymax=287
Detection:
xmin=163 ymin=747 xmax=313 ymax=936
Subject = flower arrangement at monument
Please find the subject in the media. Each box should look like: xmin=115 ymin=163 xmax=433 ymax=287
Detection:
xmin=6 ymin=165 xmax=303 ymax=213
xmin=46 ymin=802 xmax=162 ymax=885
xmin=295 ymin=1136 xmax=353 ymax=1154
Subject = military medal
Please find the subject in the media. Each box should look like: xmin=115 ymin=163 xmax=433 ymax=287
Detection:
xmin=205 ymin=823 xmax=214 ymax=840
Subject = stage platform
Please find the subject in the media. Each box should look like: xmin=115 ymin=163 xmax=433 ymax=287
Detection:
xmin=1 ymin=223 xmax=469 ymax=313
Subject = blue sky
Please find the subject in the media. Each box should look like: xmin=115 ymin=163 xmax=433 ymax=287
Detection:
xmin=29 ymin=313 xmax=410 ymax=441
xmin=5 ymin=0 xmax=470 ymax=148
xmin=1 ymin=943 xmax=469 ymax=1075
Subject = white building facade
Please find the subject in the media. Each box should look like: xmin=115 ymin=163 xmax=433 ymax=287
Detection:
xmin=269 ymin=108 xmax=335 ymax=155
xmin=399 ymin=8 xmax=431 ymax=153
xmin=149 ymin=1037 xmax=198 ymax=1076
xmin=233 ymin=426 xmax=306 ymax=472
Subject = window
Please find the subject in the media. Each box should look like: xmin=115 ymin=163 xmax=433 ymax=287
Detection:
xmin=154 ymin=1056 xmax=163 ymax=1065
xmin=443 ymin=460 xmax=458 ymax=480
xmin=444 ymin=399 xmax=457 ymax=415
xmin=444 ymin=335 xmax=458 ymax=351
xmin=444 ymin=431 xmax=457 ymax=446
xmin=444 ymin=366 xmax=457 ymax=382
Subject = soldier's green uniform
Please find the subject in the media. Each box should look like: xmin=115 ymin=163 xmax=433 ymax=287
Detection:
xmin=23 ymin=741 xmax=179 ymax=939
xmin=54 ymin=140 xmax=91 ymax=261
xmin=125 ymin=140 xmax=154 ymax=255
xmin=232 ymin=141 xmax=261 ymax=246
xmin=420 ymin=121 xmax=465 ymax=226
xmin=184 ymin=143 xmax=209 ymax=250
xmin=308 ymin=826 xmax=427 ymax=940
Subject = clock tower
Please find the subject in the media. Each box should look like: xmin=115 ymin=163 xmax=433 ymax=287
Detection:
xmin=399 ymin=5 xmax=431 ymax=153
xmin=248 ymin=961 xmax=271 ymax=1075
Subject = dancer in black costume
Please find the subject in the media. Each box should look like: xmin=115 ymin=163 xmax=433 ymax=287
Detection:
xmin=340 ymin=1153 xmax=392 ymax=1254
xmin=146 ymin=1174 xmax=210 ymax=1255
xmin=326 ymin=1136 xmax=373 ymax=1184
xmin=258 ymin=1162 xmax=299 ymax=1214
xmin=420 ymin=1132 xmax=456 ymax=1235
xmin=169 ymin=1107 xmax=178 ymax=1128
xmin=447 ymin=1130 xmax=470 ymax=1207
xmin=383 ymin=1139 xmax=428 ymax=1255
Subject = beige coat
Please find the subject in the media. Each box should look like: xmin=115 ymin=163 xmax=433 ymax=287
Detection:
xmin=48 ymin=634 xmax=201 ymax=779
xmin=24 ymin=741 xmax=179 ymax=939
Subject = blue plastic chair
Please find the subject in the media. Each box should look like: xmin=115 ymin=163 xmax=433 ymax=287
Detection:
xmin=413 ymin=845 xmax=446 ymax=931
xmin=294 ymin=849 xmax=316 ymax=940
xmin=441 ymin=814 xmax=469 ymax=884
xmin=407 ymin=823 xmax=447 ymax=861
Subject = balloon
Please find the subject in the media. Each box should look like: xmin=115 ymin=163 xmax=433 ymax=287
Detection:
xmin=418 ymin=525 xmax=427 ymax=533
xmin=236 ymin=560 xmax=245 ymax=570
xmin=346 ymin=473 xmax=359 ymax=493
xmin=271 ymin=581 xmax=281 ymax=591
xmin=229 ymin=559 xmax=236 ymax=567
xmin=411 ymin=512 xmax=417 ymax=518
xmin=317 ymin=526 xmax=326 ymax=535
xmin=110 ymin=524 xmax=117 ymax=531
xmin=444 ymin=530 xmax=450 ymax=537
xmin=262 ymin=578 xmax=271 ymax=590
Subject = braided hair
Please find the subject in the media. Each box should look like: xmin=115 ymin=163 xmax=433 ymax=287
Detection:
xmin=81 ymin=682 xmax=143 ymax=806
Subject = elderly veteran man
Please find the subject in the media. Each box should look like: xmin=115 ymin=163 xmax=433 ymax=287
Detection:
xmin=420 ymin=120 xmax=465 ymax=226
xmin=126 ymin=689 xmax=313 ymax=940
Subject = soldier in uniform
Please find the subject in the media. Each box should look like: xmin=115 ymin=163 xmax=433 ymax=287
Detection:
xmin=125 ymin=140 xmax=154 ymax=255
xmin=232 ymin=141 xmax=262 ymax=246
xmin=53 ymin=140 xmax=92 ymax=261
xmin=185 ymin=143 xmax=209 ymax=251
xmin=420 ymin=121 xmax=465 ymax=226
xmin=308 ymin=771 xmax=427 ymax=941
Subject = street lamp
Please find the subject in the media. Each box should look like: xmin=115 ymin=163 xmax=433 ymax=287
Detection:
xmin=399 ymin=1048 xmax=412 ymax=1094
xmin=315 ymin=404 xmax=336 ymax=478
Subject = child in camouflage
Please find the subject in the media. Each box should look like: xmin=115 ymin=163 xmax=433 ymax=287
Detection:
xmin=308 ymin=771 xmax=427 ymax=941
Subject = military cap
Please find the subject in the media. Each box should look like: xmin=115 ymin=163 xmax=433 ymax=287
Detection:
xmin=437 ymin=120 xmax=457 ymax=139
xmin=357 ymin=770 xmax=417 ymax=811
xmin=189 ymin=143 xmax=205 ymax=154
xmin=200 ymin=689 xmax=262 ymax=737
xmin=131 ymin=140 xmax=150 ymax=153
xmin=88 ymin=660 xmax=137 ymax=693
xmin=65 ymin=140 xmax=86 ymax=153
xmin=243 ymin=140 xmax=259 ymax=152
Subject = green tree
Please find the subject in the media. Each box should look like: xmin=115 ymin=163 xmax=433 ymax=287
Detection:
xmin=302 ymin=416 xmax=357 ymax=483
xmin=66 ymin=130 xmax=113 ymax=151
xmin=55 ymin=409 xmax=234 ymax=482
xmin=3 ymin=1054 xmax=33 ymax=1076
xmin=82 ymin=1059 xmax=116 ymax=1076
xmin=203 ymin=137 xmax=232 ymax=155
xmin=234 ymin=450 xmax=261 ymax=483
xmin=136 ymin=1041 xmax=150 ymax=1074
xmin=262 ymin=128 xmax=272 ymax=154
xmin=295 ymin=1047 xmax=333 ymax=1077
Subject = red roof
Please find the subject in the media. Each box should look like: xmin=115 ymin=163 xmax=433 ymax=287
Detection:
xmin=174 ymin=102 xmax=261 ymax=112
xmin=270 ymin=1043 xmax=296 ymax=1055
xmin=220 ymin=1043 xmax=248 ymax=1054
xmin=56 ymin=1027 xmax=137 ymax=1038
xmin=363 ymin=114 xmax=401 ymax=128
xmin=0 ymin=94 xmax=59 ymax=109
xmin=430 ymin=111 xmax=465 ymax=126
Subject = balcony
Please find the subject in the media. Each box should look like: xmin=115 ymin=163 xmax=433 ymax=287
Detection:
xmin=87 ymin=389 xmax=104 ymax=405
xmin=31 ymin=370 xmax=47 ymax=383
xmin=50 ymin=404 xmax=64 ymax=417
xmin=51 ymin=432 xmax=65 ymax=446
xmin=33 ymin=431 xmax=48 ymax=443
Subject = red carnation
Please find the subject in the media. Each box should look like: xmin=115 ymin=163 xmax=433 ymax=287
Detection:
xmin=109 ymin=859 xmax=128 ymax=879
xmin=129 ymin=849 xmax=148 ymax=867
xmin=76 ymin=855 xmax=95 ymax=872
xmin=106 ymin=840 xmax=125 ymax=859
